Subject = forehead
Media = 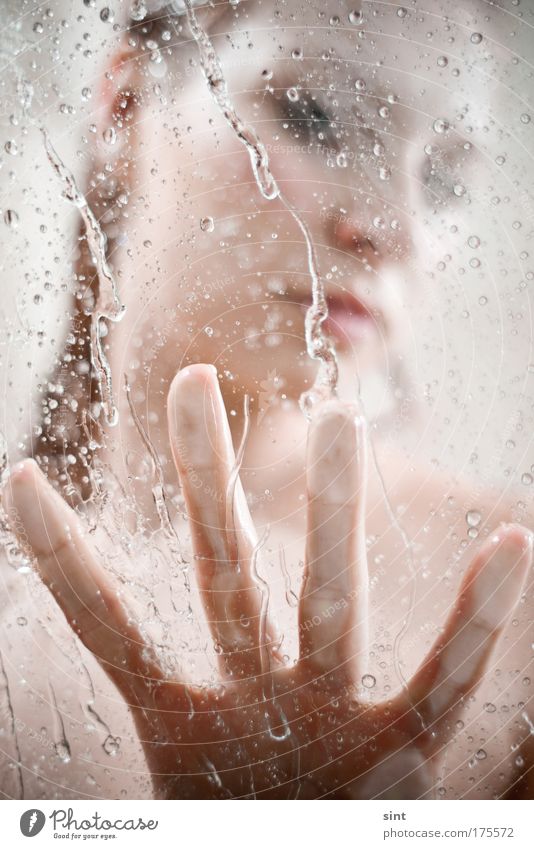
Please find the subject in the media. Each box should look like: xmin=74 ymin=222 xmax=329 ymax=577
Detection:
xmin=167 ymin=0 xmax=523 ymax=136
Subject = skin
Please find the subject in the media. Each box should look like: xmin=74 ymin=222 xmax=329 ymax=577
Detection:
xmin=2 ymin=365 xmax=532 ymax=798
xmin=1 ymin=1 xmax=533 ymax=799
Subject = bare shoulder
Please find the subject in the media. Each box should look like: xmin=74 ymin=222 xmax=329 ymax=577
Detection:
xmin=370 ymin=446 xmax=526 ymax=538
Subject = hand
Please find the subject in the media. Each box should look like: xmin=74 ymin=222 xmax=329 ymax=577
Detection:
xmin=3 ymin=365 xmax=532 ymax=799
xmin=504 ymin=731 xmax=534 ymax=798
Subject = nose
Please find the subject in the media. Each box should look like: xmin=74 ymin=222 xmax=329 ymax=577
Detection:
xmin=325 ymin=203 xmax=412 ymax=268
xmin=322 ymin=205 xmax=382 ymax=269
xmin=333 ymin=213 xmax=380 ymax=266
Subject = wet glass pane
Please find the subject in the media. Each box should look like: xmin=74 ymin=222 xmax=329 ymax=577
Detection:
xmin=0 ymin=0 xmax=533 ymax=801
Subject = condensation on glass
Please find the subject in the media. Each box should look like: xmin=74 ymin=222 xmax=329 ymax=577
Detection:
xmin=0 ymin=0 xmax=533 ymax=800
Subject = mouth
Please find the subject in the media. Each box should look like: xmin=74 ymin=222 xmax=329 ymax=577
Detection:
xmin=296 ymin=290 xmax=378 ymax=349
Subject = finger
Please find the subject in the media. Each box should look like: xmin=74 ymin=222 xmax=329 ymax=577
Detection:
xmin=2 ymin=459 xmax=169 ymax=708
xmin=168 ymin=364 xmax=265 ymax=680
xmin=298 ymin=399 xmax=368 ymax=680
xmin=407 ymin=524 xmax=532 ymax=731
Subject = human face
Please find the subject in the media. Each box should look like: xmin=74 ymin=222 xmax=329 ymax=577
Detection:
xmin=108 ymin=0 xmax=511 ymax=419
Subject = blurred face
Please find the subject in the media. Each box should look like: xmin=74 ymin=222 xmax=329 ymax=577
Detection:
xmin=104 ymin=0 xmax=508 ymax=422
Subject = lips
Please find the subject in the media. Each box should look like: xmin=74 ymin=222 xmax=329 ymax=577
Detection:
xmin=297 ymin=290 xmax=377 ymax=349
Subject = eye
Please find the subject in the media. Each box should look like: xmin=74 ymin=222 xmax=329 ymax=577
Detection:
xmin=273 ymin=92 xmax=340 ymax=149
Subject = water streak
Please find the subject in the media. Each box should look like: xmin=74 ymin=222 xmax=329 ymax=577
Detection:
xmin=124 ymin=377 xmax=187 ymax=569
xmin=42 ymin=128 xmax=125 ymax=426
xmin=279 ymin=545 xmax=298 ymax=608
xmin=225 ymin=393 xmax=250 ymax=566
xmin=180 ymin=1 xmax=338 ymax=415
xmin=0 ymin=650 xmax=25 ymax=797
xmin=48 ymin=680 xmax=71 ymax=764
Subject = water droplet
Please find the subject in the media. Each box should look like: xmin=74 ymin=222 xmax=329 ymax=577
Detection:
xmin=4 ymin=140 xmax=17 ymax=155
xmin=4 ymin=209 xmax=19 ymax=228
xmin=329 ymin=15 xmax=340 ymax=26
xmin=286 ymin=87 xmax=299 ymax=102
xmin=478 ymin=295 xmax=488 ymax=306
xmin=130 ymin=1 xmax=147 ymax=22
xmin=362 ymin=674 xmax=376 ymax=689
xmin=521 ymin=472 xmax=533 ymax=486
xmin=204 ymin=326 xmax=214 ymax=337
xmin=103 ymin=127 xmax=116 ymax=145
xmin=433 ymin=118 xmax=449 ymax=134
xmin=33 ymin=21 xmax=44 ymax=34
xmin=200 ymin=216 xmax=214 ymax=232
xmin=372 ymin=216 xmax=385 ymax=229
xmin=453 ymin=183 xmax=466 ymax=197
xmin=55 ymin=741 xmax=71 ymax=763
xmin=437 ymin=56 xmax=448 ymax=67
xmin=16 ymin=616 xmax=27 ymax=626
xmin=100 ymin=7 xmax=114 ymax=22
xmin=476 ymin=748 xmax=487 ymax=760
xmin=291 ymin=47 xmax=303 ymax=60
xmin=515 ymin=755 xmax=525 ymax=768
xmin=336 ymin=152 xmax=348 ymax=168
xmin=522 ymin=677 xmax=531 ymax=686
xmin=355 ymin=79 xmax=366 ymax=92
xmin=484 ymin=702 xmax=497 ymax=713
xmin=378 ymin=105 xmax=390 ymax=119
xmin=102 ymin=734 xmax=121 ymax=756
xmin=467 ymin=235 xmax=480 ymax=249
xmin=397 ymin=7 xmax=407 ymax=18
xmin=520 ymin=113 xmax=531 ymax=124
xmin=349 ymin=9 xmax=364 ymax=25
xmin=470 ymin=32 xmax=483 ymax=44
xmin=379 ymin=165 xmax=391 ymax=181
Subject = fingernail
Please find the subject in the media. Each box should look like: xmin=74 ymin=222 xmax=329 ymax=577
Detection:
xmin=168 ymin=364 xmax=231 ymax=470
xmin=3 ymin=459 xmax=69 ymax=555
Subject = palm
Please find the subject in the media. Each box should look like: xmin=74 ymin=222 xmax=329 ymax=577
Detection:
xmin=141 ymin=669 xmax=437 ymax=800
xmin=3 ymin=365 xmax=531 ymax=799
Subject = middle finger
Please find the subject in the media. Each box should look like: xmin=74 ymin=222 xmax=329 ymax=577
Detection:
xmin=168 ymin=364 xmax=265 ymax=681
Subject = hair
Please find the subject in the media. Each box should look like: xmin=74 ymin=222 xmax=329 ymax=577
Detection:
xmin=32 ymin=5 xmax=229 ymax=497
xmin=31 ymin=8 xmax=182 ymax=495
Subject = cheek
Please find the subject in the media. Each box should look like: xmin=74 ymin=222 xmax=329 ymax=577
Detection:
xmin=268 ymin=146 xmax=334 ymax=216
